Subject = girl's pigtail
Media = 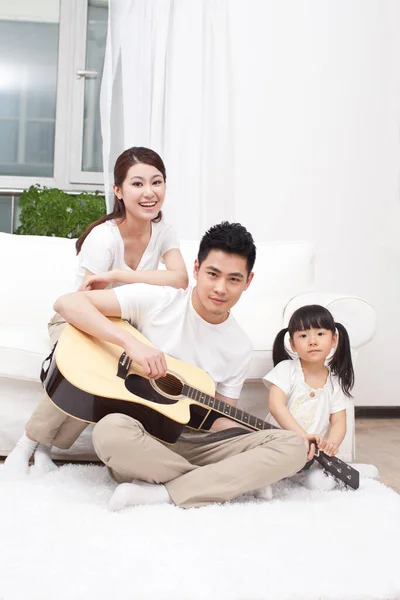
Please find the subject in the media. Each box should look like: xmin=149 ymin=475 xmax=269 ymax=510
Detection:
xmin=329 ymin=322 xmax=354 ymax=397
xmin=272 ymin=328 xmax=291 ymax=366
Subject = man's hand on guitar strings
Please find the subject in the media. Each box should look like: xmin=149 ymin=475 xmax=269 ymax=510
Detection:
xmin=124 ymin=337 xmax=168 ymax=379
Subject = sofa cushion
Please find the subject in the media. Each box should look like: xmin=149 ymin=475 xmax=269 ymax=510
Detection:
xmin=0 ymin=233 xmax=77 ymax=328
xmin=247 ymin=349 xmax=273 ymax=380
xmin=0 ymin=325 xmax=273 ymax=382
xmin=0 ymin=325 xmax=50 ymax=381
xmin=0 ymin=234 xmax=315 ymax=381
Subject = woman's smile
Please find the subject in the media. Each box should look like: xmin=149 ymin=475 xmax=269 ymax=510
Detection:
xmin=139 ymin=200 xmax=158 ymax=208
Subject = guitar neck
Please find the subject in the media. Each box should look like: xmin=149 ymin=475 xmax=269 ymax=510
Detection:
xmin=182 ymin=384 xmax=275 ymax=431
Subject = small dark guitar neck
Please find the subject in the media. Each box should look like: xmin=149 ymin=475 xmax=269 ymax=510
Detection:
xmin=183 ymin=384 xmax=276 ymax=431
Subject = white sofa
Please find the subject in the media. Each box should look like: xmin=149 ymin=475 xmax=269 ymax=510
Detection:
xmin=0 ymin=232 xmax=376 ymax=462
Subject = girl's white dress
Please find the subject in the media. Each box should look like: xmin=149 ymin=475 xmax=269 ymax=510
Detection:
xmin=263 ymin=358 xmax=348 ymax=437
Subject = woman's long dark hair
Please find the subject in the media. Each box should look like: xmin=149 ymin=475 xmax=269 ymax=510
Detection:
xmin=76 ymin=147 xmax=166 ymax=254
xmin=272 ymin=304 xmax=354 ymax=397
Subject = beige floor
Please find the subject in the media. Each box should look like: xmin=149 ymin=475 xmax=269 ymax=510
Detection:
xmin=355 ymin=417 xmax=400 ymax=493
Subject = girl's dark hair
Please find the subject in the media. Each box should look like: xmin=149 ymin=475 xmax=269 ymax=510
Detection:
xmin=76 ymin=147 xmax=166 ymax=254
xmin=272 ymin=304 xmax=354 ymax=397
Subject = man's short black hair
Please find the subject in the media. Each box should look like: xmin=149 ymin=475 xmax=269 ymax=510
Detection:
xmin=197 ymin=222 xmax=256 ymax=275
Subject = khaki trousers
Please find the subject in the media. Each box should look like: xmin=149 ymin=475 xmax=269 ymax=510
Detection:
xmin=92 ymin=413 xmax=307 ymax=508
xmin=25 ymin=313 xmax=88 ymax=449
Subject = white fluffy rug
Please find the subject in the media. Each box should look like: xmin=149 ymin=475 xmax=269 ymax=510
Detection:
xmin=0 ymin=464 xmax=400 ymax=600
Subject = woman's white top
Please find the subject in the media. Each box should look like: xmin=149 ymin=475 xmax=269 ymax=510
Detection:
xmin=75 ymin=219 xmax=179 ymax=289
xmin=263 ymin=358 xmax=348 ymax=436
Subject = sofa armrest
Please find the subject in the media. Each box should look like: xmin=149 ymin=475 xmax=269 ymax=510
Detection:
xmin=283 ymin=293 xmax=377 ymax=350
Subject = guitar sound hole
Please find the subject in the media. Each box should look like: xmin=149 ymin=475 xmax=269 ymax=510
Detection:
xmin=153 ymin=373 xmax=184 ymax=397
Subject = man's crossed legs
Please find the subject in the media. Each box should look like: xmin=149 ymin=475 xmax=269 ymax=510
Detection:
xmin=93 ymin=414 xmax=307 ymax=509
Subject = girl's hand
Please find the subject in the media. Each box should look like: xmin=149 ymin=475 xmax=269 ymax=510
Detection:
xmin=323 ymin=441 xmax=339 ymax=456
xmin=303 ymin=433 xmax=326 ymax=460
xmin=79 ymin=271 xmax=117 ymax=291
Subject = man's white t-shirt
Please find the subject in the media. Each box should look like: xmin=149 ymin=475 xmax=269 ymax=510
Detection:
xmin=75 ymin=219 xmax=179 ymax=289
xmin=114 ymin=284 xmax=253 ymax=400
xmin=263 ymin=358 xmax=348 ymax=436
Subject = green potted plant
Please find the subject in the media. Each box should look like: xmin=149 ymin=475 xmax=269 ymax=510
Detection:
xmin=15 ymin=185 xmax=106 ymax=238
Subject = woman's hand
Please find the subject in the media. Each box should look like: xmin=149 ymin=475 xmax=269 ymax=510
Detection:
xmin=79 ymin=271 xmax=118 ymax=291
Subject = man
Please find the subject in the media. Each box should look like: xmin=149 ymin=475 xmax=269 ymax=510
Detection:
xmin=54 ymin=222 xmax=306 ymax=509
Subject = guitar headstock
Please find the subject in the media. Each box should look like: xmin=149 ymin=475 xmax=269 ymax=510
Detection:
xmin=314 ymin=450 xmax=360 ymax=490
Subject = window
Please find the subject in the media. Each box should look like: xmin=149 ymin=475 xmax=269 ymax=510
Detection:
xmin=69 ymin=0 xmax=108 ymax=183
xmin=0 ymin=13 xmax=59 ymax=178
xmin=82 ymin=3 xmax=108 ymax=173
xmin=0 ymin=0 xmax=108 ymax=198
xmin=0 ymin=195 xmax=13 ymax=233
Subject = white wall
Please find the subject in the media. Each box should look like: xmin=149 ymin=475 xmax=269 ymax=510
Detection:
xmin=231 ymin=1 xmax=400 ymax=405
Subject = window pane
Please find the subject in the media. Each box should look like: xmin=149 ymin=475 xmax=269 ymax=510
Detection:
xmin=27 ymin=89 xmax=57 ymax=120
xmin=0 ymin=196 xmax=12 ymax=233
xmin=0 ymin=121 xmax=18 ymax=164
xmin=0 ymin=92 xmax=19 ymax=119
xmin=0 ymin=15 xmax=59 ymax=177
xmin=25 ymin=121 xmax=56 ymax=166
xmin=82 ymin=2 xmax=108 ymax=173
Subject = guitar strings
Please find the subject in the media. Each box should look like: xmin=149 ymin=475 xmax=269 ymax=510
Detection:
xmin=155 ymin=374 xmax=183 ymax=396
xmin=130 ymin=361 xmax=182 ymax=392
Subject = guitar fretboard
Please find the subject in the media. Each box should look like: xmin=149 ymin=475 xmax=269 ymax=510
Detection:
xmin=182 ymin=384 xmax=275 ymax=431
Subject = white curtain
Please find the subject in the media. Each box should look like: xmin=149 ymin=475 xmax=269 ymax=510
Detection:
xmin=100 ymin=0 xmax=400 ymax=411
xmin=100 ymin=0 xmax=246 ymax=239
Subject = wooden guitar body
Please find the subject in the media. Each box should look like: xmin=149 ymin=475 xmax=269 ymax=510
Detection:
xmin=45 ymin=319 xmax=215 ymax=443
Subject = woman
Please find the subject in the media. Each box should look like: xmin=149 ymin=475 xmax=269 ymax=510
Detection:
xmin=5 ymin=147 xmax=188 ymax=474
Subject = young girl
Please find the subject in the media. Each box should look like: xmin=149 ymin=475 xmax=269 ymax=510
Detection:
xmin=255 ymin=304 xmax=377 ymax=497
xmin=5 ymin=146 xmax=189 ymax=474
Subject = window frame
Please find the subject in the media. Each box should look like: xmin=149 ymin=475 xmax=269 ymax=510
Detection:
xmin=67 ymin=0 xmax=105 ymax=185
xmin=0 ymin=0 xmax=105 ymax=194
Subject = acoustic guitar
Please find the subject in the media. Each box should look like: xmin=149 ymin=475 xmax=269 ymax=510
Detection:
xmin=44 ymin=319 xmax=359 ymax=490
